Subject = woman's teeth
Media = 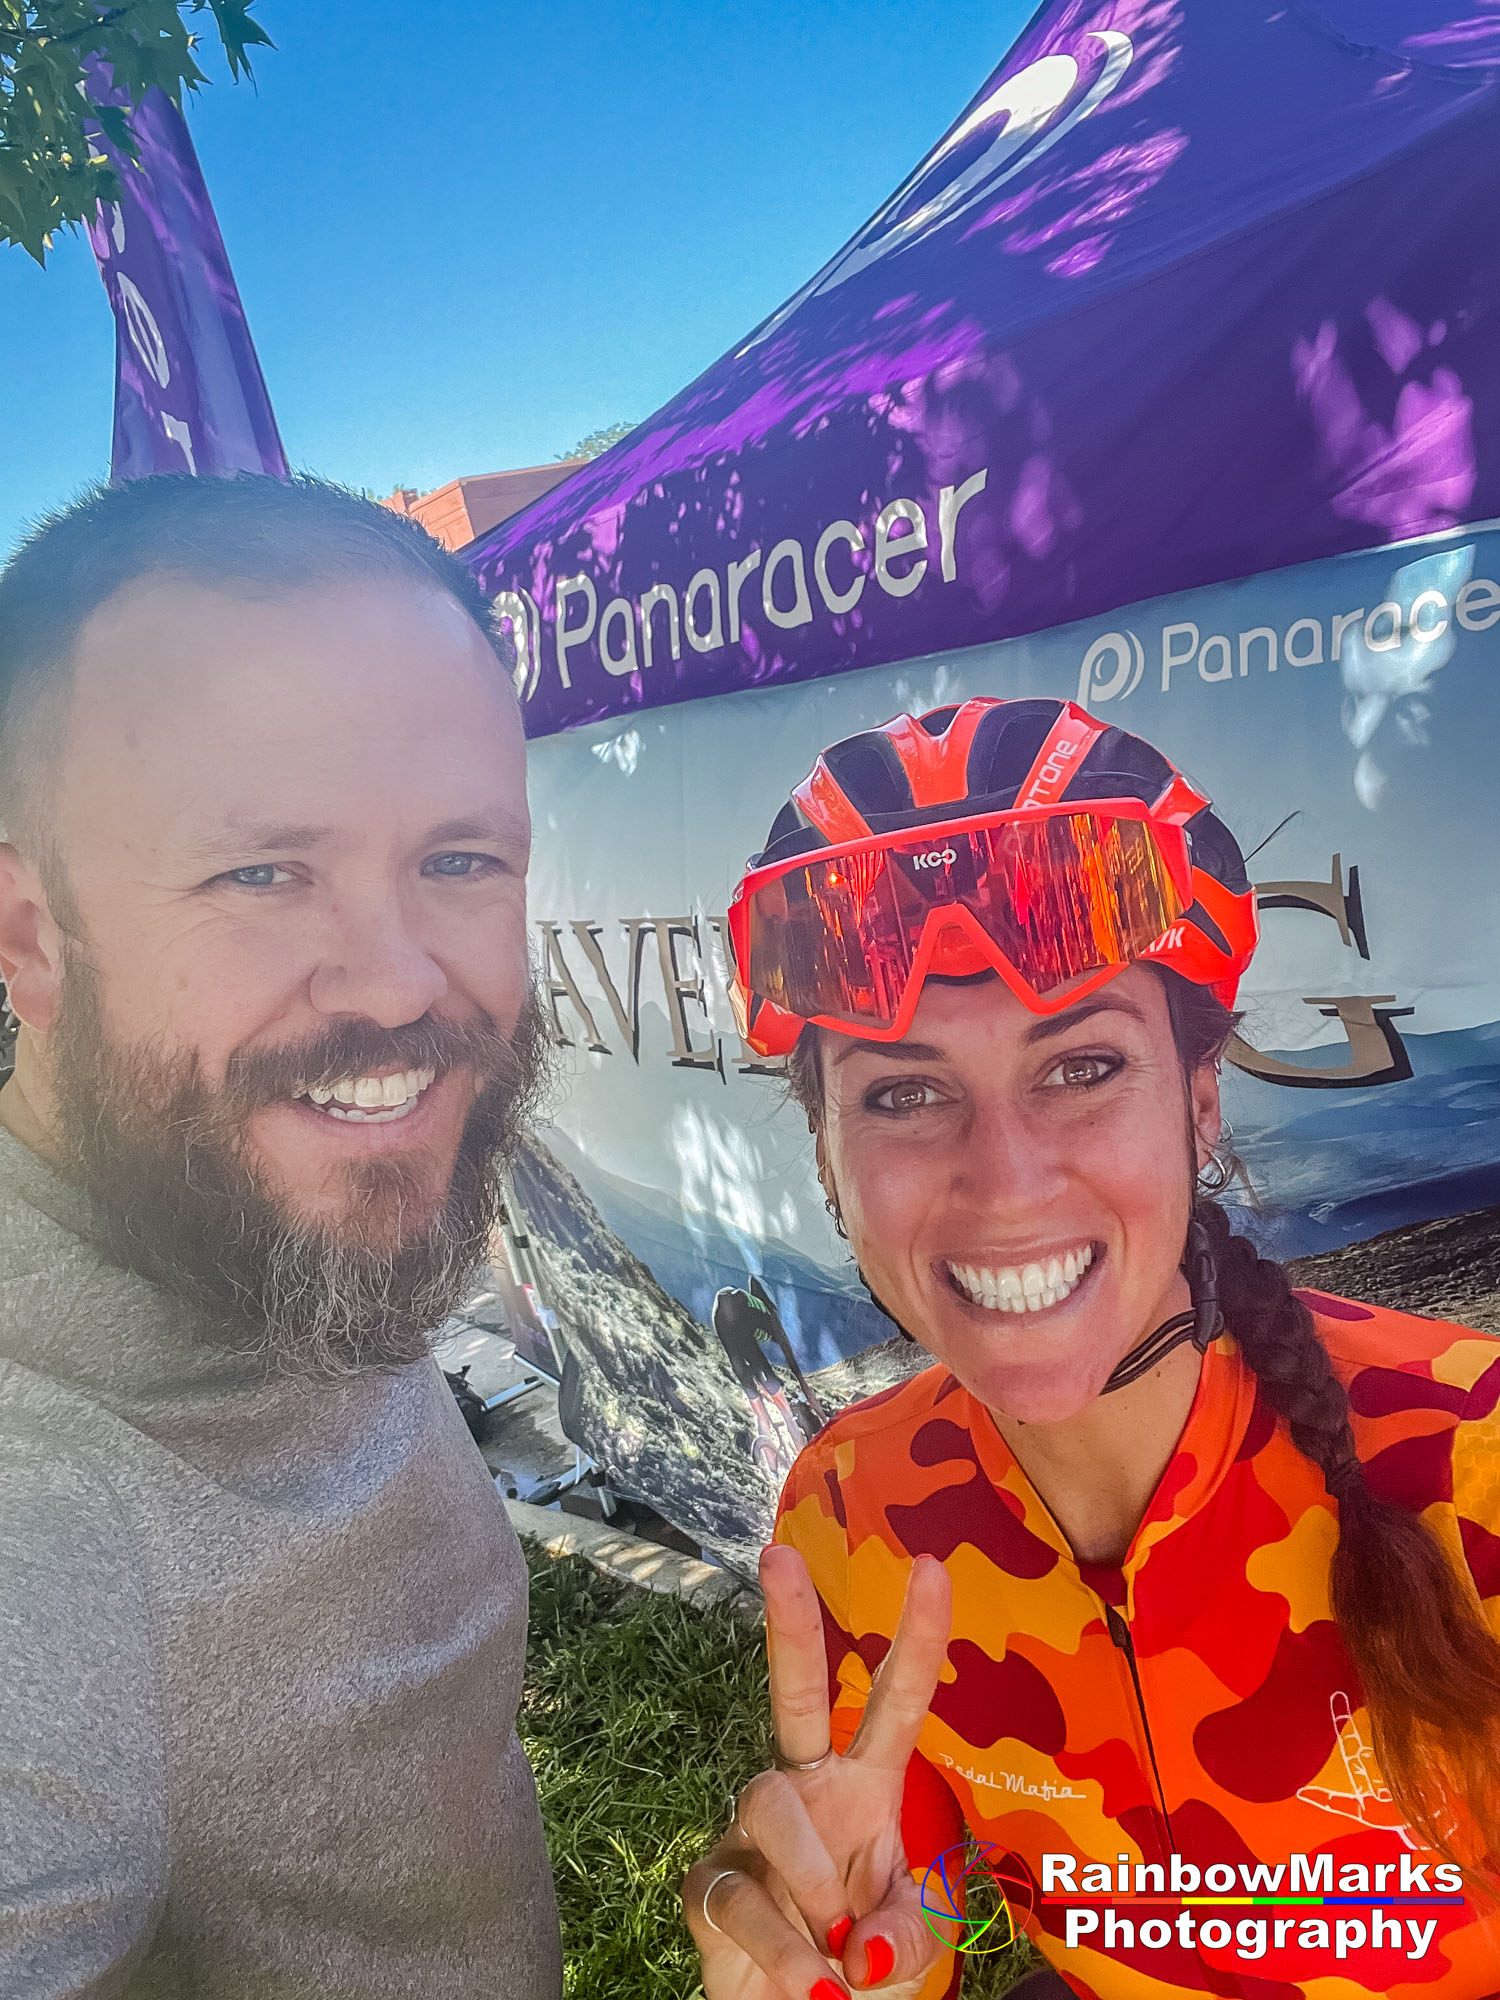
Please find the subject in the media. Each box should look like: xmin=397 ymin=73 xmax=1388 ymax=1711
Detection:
xmin=295 ymin=1066 xmax=437 ymax=1123
xmin=947 ymin=1244 xmax=1095 ymax=1313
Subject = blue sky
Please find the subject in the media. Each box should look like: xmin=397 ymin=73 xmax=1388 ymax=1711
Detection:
xmin=0 ymin=0 xmax=1030 ymax=554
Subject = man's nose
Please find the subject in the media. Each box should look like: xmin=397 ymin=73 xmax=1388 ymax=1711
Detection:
xmin=307 ymin=901 xmax=448 ymax=1027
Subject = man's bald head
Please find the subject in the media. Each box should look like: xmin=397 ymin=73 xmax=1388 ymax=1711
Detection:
xmin=0 ymin=472 xmax=517 ymax=867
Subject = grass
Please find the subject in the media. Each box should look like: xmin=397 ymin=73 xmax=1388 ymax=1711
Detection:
xmin=519 ymin=1542 xmax=1039 ymax=1999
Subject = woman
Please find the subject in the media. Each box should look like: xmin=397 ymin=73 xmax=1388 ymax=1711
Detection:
xmin=683 ymin=697 xmax=1500 ymax=2000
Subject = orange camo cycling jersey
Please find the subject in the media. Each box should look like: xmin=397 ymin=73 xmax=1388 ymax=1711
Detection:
xmin=773 ymin=1293 xmax=1500 ymax=1998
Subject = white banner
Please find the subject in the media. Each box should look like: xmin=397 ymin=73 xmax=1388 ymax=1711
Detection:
xmin=515 ymin=523 xmax=1500 ymax=1566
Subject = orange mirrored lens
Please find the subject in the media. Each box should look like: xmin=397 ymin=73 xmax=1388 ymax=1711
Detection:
xmin=744 ymin=814 xmax=1184 ymax=1028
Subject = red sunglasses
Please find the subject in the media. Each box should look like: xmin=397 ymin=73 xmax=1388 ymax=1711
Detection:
xmin=727 ymin=799 xmax=1236 ymax=1057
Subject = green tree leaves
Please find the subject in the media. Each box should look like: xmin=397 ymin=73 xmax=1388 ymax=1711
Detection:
xmin=0 ymin=1 xmax=272 ymax=263
xmin=557 ymin=420 xmax=637 ymax=462
xmin=202 ymin=0 xmax=271 ymax=79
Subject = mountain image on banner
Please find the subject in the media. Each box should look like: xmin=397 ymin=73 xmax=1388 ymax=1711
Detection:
xmin=82 ymin=64 xmax=287 ymax=483
xmin=540 ymin=1124 xmax=891 ymax=1368
xmin=509 ymin=1131 xmax=922 ymax=1574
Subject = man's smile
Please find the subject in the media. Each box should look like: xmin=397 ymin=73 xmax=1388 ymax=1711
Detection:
xmin=259 ymin=1063 xmax=474 ymax=1159
xmin=294 ymin=1063 xmax=438 ymax=1124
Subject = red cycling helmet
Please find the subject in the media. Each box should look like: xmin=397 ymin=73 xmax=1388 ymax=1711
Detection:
xmin=727 ymin=697 xmax=1257 ymax=1058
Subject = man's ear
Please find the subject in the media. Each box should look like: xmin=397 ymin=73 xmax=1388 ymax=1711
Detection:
xmin=0 ymin=844 xmax=65 ymax=1035
xmin=1190 ymin=1057 xmax=1224 ymax=1175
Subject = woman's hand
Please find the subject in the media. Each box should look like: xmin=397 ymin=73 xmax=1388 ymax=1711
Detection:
xmin=683 ymin=1546 xmax=954 ymax=1999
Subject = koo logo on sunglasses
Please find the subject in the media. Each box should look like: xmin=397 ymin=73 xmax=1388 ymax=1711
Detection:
xmin=913 ymin=848 xmax=958 ymax=870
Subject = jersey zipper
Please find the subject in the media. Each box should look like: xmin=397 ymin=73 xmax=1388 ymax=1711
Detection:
xmin=1104 ymin=1601 xmax=1178 ymax=1855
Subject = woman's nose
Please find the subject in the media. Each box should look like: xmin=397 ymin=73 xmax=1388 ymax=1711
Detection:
xmin=949 ymin=1097 xmax=1068 ymax=1212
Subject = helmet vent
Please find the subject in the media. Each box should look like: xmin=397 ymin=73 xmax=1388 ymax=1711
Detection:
xmin=823 ymin=733 xmax=915 ymax=815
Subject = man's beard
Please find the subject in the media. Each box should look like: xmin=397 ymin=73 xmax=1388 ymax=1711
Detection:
xmin=47 ymin=954 xmax=550 ymax=1379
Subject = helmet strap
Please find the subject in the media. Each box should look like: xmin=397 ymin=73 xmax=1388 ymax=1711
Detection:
xmin=1100 ymin=1215 xmax=1223 ymax=1395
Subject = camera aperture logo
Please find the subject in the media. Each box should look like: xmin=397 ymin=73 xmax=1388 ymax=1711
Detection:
xmin=918 ymin=1842 xmax=1034 ymax=1955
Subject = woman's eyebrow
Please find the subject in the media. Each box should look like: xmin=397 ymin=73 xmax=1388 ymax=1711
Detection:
xmin=830 ymin=995 xmax=1147 ymax=1065
xmin=1023 ymin=996 xmax=1147 ymax=1044
xmin=831 ymin=1037 xmax=946 ymax=1065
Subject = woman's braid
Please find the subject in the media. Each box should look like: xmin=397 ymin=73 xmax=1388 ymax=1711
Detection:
xmin=1198 ymin=1193 xmax=1500 ymax=1874
xmin=1195 ymin=1198 xmax=1362 ymax=1497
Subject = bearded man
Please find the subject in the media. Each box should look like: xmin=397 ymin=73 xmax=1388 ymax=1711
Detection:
xmin=0 ymin=475 xmax=562 ymax=1997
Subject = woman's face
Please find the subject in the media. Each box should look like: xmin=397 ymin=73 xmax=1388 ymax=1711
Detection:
xmin=818 ymin=966 xmax=1222 ymax=1424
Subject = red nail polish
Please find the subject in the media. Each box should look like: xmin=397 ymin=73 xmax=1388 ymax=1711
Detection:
xmin=863 ymin=1934 xmax=895 ymax=1984
xmin=825 ymin=1914 xmax=853 ymax=1955
xmin=810 ymin=1981 xmax=847 ymax=2000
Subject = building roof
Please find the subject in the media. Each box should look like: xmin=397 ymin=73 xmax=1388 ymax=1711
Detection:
xmin=382 ymin=460 xmax=585 ymax=552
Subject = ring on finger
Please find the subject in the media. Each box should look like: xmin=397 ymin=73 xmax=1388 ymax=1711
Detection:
xmin=700 ymin=1867 xmax=742 ymax=1936
xmin=773 ymin=1742 xmax=834 ymax=1772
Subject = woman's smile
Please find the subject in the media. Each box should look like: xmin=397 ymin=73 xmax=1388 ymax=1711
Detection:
xmin=943 ymin=1241 xmax=1101 ymax=1314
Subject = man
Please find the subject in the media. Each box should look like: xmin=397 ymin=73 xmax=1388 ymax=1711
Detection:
xmin=0 ymin=475 xmax=562 ymax=1997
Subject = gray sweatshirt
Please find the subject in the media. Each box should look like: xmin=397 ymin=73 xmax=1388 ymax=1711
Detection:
xmin=0 ymin=1126 xmax=562 ymax=1998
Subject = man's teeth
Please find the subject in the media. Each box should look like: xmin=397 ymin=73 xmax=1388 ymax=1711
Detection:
xmin=297 ymin=1066 xmax=437 ymax=1121
xmin=947 ymin=1244 xmax=1096 ymax=1313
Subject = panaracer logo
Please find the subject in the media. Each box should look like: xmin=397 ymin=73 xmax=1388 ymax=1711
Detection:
xmin=913 ymin=848 xmax=958 ymax=870
xmin=496 ymin=466 xmax=994 ymax=702
xmin=1074 ymin=555 xmax=1500 ymax=709
xmin=737 ymin=32 xmax=1134 ymax=357
xmin=1077 ymin=630 xmax=1146 ymax=706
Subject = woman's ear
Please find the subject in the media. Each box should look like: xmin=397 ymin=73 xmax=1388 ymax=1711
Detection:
xmin=813 ymin=1129 xmax=833 ymax=1205
xmin=813 ymin=1130 xmax=847 ymax=1239
xmin=1190 ymin=1057 xmax=1223 ymax=1175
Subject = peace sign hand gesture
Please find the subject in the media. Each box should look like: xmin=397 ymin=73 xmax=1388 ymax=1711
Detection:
xmin=683 ymin=1546 xmax=955 ymax=1999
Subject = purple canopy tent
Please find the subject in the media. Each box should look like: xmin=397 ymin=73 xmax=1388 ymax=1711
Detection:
xmin=467 ymin=0 xmax=1500 ymax=738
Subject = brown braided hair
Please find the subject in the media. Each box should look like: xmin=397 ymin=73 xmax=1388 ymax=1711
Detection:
xmin=788 ymin=973 xmax=1500 ymax=1872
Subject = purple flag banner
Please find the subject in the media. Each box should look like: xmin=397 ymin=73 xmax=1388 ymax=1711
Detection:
xmin=468 ymin=0 xmax=1500 ymax=739
xmin=84 ymin=75 xmax=287 ymax=483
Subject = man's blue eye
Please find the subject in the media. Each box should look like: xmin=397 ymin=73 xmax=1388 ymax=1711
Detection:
xmin=427 ymin=853 xmax=494 ymax=878
xmin=226 ymin=865 xmax=285 ymax=888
